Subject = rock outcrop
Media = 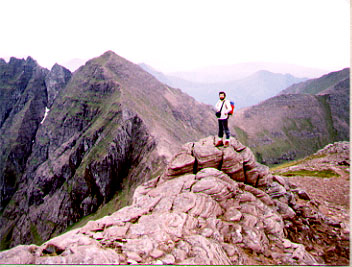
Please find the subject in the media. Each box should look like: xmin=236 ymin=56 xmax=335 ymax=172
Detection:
xmin=1 ymin=136 xmax=348 ymax=265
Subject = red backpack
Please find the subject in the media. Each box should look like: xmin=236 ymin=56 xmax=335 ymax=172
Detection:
xmin=228 ymin=101 xmax=235 ymax=115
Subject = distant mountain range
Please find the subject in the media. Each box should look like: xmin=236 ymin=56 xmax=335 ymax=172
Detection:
xmin=232 ymin=67 xmax=350 ymax=165
xmin=65 ymin=60 xmax=329 ymax=80
xmin=140 ymin=63 xmax=308 ymax=109
xmin=63 ymin=61 xmax=330 ymax=110
xmin=167 ymin=62 xmax=329 ymax=82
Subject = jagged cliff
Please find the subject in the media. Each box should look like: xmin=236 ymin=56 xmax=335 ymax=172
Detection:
xmin=0 ymin=137 xmax=349 ymax=265
xmin=0 ymin=51 xmax=217 ymax=249
xmin=0 ymin=57 xmax=71 ymax=211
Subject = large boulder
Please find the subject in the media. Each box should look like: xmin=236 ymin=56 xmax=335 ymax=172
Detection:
xmin=193 ymin=136 xmax=223 ymax=170
xmin=164 ymin=136 xmax=270 ymax=187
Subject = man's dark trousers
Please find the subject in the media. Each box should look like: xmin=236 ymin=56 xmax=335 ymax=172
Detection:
xmin=218 ymin=119 xmax=230 ymax=139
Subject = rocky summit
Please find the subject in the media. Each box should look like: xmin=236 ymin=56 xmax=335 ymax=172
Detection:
xmin=0 ymin=136 xmax=348 ymax=265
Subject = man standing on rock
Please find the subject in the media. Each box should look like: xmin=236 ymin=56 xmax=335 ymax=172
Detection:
xmin=215 ymin=91 xmax=232 ymax=147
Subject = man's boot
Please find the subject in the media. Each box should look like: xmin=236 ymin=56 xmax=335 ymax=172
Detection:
xmin=224 ymin=140 xmax=230 ymax=147
xmin=215 ymin=139 xmax=223 ymax=147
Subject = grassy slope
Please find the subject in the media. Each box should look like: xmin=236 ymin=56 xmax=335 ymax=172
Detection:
xmin=232 ymin=69 xmax=349 ymax=166
xmin=280 ymin=68 xmax=349 ymax=95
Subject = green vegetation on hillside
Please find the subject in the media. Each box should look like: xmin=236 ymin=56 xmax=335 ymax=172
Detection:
xmin=30 ymin=223 xmax=43 ymax=246
xmin=233 ymin=67 xmax=349 ymax=165
xmin=282 ymin=68 xmax=350 ymax=95
xmin=269 ymin=153 xmax=327 ymax=172
xmin=64 ymin=179 xmax=133 ymax=233
xmin=317 ymin=95 xmax=338 ymax=141
xmin=273 ymin=169 xmax=338 ymax=178
xmin=233 ymin=126 xmax=249 ymax=146
xmin=244 ymin=115 xmax=330 ymax=166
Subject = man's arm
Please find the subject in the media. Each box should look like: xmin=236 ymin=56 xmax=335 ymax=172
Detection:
xmin=215 ymin=100 xmax=221 ymax=111
xmin=224 ymin=100 xmax=232 ymax=114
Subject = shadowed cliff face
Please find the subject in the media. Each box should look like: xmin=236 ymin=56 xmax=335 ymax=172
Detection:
xmin=0 ymin=137 xmax=348 ymax=265
xmin=0 ymin=57 xmax=48 ymax=210
xmin=0 ymin=57 xmax=72 ymax=249
xmin=0 ymin=51 xmax=217 ymax=249
xmin=0 ymin=58 xmax=72 ymax=212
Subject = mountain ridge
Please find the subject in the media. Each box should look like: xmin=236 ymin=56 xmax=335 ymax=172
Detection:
xmin=279 ymin=67 xmax=350 ymax=95
xmin=0 ymin=51 xmax=217 ymax=249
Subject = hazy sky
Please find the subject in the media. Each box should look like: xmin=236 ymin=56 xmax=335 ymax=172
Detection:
xmin=0 ymin=0 xmax=350 ymax=72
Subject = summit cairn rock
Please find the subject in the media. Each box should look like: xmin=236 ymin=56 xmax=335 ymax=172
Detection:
xmin=193 ymin=136 xmax=223 ymax=170
xmin=0 ymin=137 xmax=348 ymax=265
xmin=166 ymin=142 xmax=195 ymax=177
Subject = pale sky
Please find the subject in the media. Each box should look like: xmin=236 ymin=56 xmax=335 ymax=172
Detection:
xmin=0 ymin=0 xmax=350 ymax=73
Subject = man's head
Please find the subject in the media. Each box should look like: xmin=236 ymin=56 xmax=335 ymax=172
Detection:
xmin=219 ymin=91 xmax=226 ymax=100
